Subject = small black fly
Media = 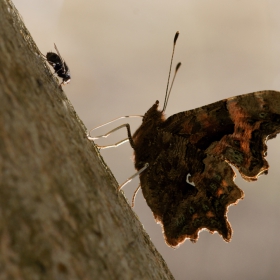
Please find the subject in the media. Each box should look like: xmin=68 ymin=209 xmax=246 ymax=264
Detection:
xmin=46 ymin=43 xmax=71 ymax=85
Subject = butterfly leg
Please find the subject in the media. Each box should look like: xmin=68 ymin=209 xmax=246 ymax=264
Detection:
xmin=88 ymin=123 xmax=135 ymax=149
xmin=131 ymin=183 xmax=141 ymax=207
xmin=118 ymin=163 xmax=149 ymax=190
xmin=95 ymin=138 xmax=130 ymax=150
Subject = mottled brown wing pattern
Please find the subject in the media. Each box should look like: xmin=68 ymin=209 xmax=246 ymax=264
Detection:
xmin=206 ymin=91 xmax=280 ymax=180
xmin=133 ymin=90 xmax=280 ymax=247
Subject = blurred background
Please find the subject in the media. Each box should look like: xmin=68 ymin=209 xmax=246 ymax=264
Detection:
xmin=13 ymin=0 xmax=280 ymax=279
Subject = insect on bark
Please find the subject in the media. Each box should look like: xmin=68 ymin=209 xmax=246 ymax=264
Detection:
xmin=88 ymin=32 xmax=280 ymax=247
xmin=46 ymin=43 xmax=71 ymax=85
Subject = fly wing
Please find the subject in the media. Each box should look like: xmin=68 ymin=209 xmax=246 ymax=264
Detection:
xmin=54 ymin=43 xmax=65 ymax=65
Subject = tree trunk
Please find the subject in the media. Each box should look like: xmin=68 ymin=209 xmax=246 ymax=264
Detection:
xmin=0 ymin=1 xmax=174 ymax=279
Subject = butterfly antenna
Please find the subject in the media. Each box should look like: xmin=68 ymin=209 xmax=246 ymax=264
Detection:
xmin=162 ymin=31 xmax=180 ymax=112
xmin=164 ymin=62 xmax=181 ymax=110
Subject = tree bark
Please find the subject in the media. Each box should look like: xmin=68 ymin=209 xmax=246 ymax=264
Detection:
xmin=0 ymin=1 xmax=174 ymax=279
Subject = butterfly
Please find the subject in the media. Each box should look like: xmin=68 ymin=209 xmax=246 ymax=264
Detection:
xmin=132 ymin=89 xmax=280 ymax=247
xmin=89 ymin=32 xmax=280 ymax=247
xmin=46 ymin=43 xmax=71 ymax=85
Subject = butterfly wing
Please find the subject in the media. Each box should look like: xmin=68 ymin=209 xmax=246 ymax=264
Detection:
xmin=140 ymin=90 xmax=280 ymax=246
xmin=140 ymin=131 xmax=241 ymax=247
xmin=163 ymin=90 xmax=280 ymax=180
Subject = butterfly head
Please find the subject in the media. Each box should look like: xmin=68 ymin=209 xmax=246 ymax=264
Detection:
xmin=133 ymin=100 xmax=165 ymax=152
xmin=142 ymin=100 xmax=166 ymax=125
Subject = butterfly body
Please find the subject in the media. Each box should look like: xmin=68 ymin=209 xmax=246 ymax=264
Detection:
xmin=132 ymin=90 xmax=280 ymax=247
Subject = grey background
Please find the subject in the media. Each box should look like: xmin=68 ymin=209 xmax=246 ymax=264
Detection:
xmin=13 ymin=1 xmax=280 ymax=279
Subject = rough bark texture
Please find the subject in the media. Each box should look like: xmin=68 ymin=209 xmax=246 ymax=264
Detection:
xmin=0 ymin=1 xmax=174 ymax=279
